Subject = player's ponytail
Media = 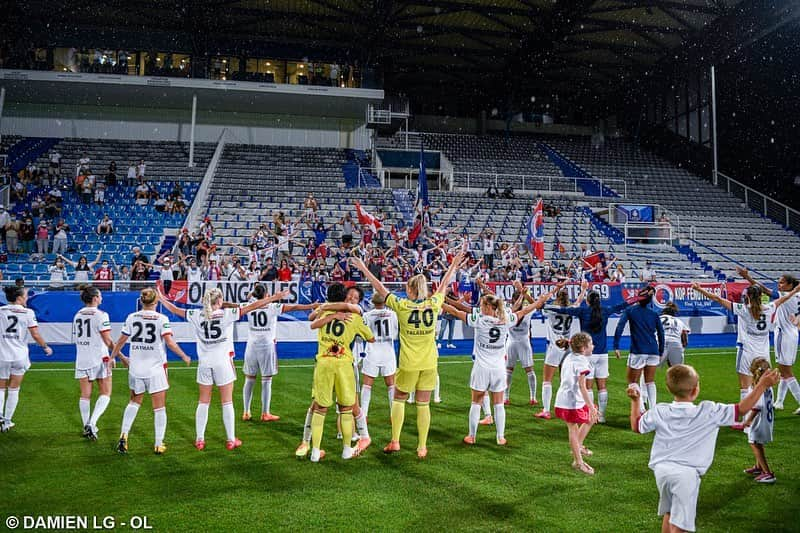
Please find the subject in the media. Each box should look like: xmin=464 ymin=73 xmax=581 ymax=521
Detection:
xmin=587 ymin=291 xmax=602 ymax=333
xmin=407 ymin=274 xmax=429 ymax=300
xmin=555 ymin=289 xmax=569 ymax=307
xmin=140 ymin=287 xmax=157 ymax=306
xmin=745 ymin=286 xmax=763 ymax=321
xmin=481 ymin=294 xmax=506 ymax=323
xmin=251 ymin=283 xmax=266 ymax=300
xmin=3 ymin=285 xmax=25 ymax=303
xmin=202 ymin=288 xmax=223 ymax=319
xmin=662 ymin=302 xmax=679 ymax=316
xmin=80 ymin=286 xmax=101 ymax=305
xmin=781 ymin=274 xmax=799 ymax=289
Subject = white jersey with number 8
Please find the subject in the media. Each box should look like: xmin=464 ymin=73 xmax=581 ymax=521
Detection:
xmin=0 ymin=304 xmax=39 ymax=362
xmin=186 ymin=307 xmax=240 ymax=366
xmin=72 ymin=307 xmax=111 ymax=370
xmin=121 ymin=310 xmax=172 ymax=378
xmin=733 ymin=302 xmax=775 ymax=357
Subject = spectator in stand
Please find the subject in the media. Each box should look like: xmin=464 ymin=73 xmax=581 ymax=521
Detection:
xmin=49 ymin=150 xmax=62 ymax=174
xmin=137 ymin=159 xmax=146 ymax=179
xmin=61 ymin=252 xmax=102 ymax=283
xmin=199 ymin=217 xmax=214 ymax=241
xmin=76 ymin=153 xmax=90 ymax=177
xmin=106 ymin=161 xmax=117 ymax=187
xmin=339 ymin=212 xmax=357 ymax=247
xmin=48 ymin=256 xmax=68 ymax=290
xmin=0 ymin=206 xmax=8 ymax=247
xmin=80 ymin=173 xmax=93 ymax=204
xmin=135 ymin=181 xmax=150 ymax=206
xmin=303 ymin=192 xmax=318 ymax=220
xmin=126 ymin=162 xmax=137 ymax=186
xmin=94 ymin=174 xmax=106 ymax=205
xmin=130 ymin=260 xmax=151 ymax=290
xmin=152 ymin=252 xmax=179 ymax=293
xmin=154 ymin=196 xmax=167 ymax=213
xmin=481 ymin=229 xmax=496 ymax=269
xmin=610 ymin=264 xmax=627 ymax=283
xmin=96 ymin=215 xmax=114 ymax=235
xmin=502 ymin=183 xmax=515 ymax=199
xmin=485 ymin=186 xmax=500 ymax=199
xmin=130 ymin=246 xmax=150 ymax=266
xmin=114 ymin=262 xmax=131 ymax=291
xmin=277 ymin=259 xmax=294 ymax=282
xmin=260 ymin=257 xmax=278 ymax=282
xmin=640 ymin=260 xmax=657 ymax=282
xmin=35 ymin=221 xmax=49 ymax=254
xmin=4 ymin=215 xmax=19 ymax=253
xmin=93 ymin=258 xmax=114 ymax=290
xmin=19 ymin=216 xmax=34 ymax=254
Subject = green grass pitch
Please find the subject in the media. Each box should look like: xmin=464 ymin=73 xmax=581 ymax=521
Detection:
xmin=1 ymin=348 xmax=797 ymax=532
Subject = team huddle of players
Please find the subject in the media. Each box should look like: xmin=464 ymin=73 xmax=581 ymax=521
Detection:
xmin=1 ymin=262 xmax=799 ymax=532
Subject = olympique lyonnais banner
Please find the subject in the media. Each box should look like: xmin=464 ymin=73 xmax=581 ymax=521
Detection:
xmin=486 ymin=281 xmax=737 ymax=317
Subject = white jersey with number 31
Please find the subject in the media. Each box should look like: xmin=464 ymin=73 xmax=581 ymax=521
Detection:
xmin=72 ymin=307 xmax=111 ymax=370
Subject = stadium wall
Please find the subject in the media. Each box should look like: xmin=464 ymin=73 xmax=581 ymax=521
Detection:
xmin=1 ymin=103 xmax=371 ymax=149
xmin=412 ymin=115 xmax=619 ymax=136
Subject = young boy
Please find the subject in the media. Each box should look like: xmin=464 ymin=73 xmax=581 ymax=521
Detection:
xmin=628 ymin=364 xmax=780 ymax=532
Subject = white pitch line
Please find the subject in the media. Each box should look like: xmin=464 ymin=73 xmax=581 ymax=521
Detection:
xmin=23 ymin=350 xmax=742 ymax=372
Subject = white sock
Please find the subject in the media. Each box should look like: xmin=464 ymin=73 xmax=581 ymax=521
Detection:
xmin=154 ymin=407 xmax=166 ymax=446
xmin=645 ymin=382 xmax=657 ymax=410
xmin=542 ymin=382 xmax=553 ymax=412
xmin=222 ymin=402 xmax=236 ymax=441
xmin=494 ymin=403 xmax=506 ymax=440
xmin=261 ymin=377 xmax=272 ymax=414
xmin=526 ymin=370 xmax=537 ymax=401
xmin=639 ymin=374 xmax=647 ymax=411
xmin=243 ymin=376 xmax=255 ymax=413
xmin=4 ymin=388 xmax=19 ymax=421
xmin=434 ymin=374 xmax=440 ymax=399
xmin=120 ymin=402 xmax=140 ymax=435
xmin=355 ymin=410 xmax=369 ymax=439
xmin=587 ymin=389 xmax=595 ymax=407
xmin=195 ymin=402 xmax=209 ymax=441
xmin=505 ymin=368 xmax=514 ymax=401
xmin=482 ymin=395 xmax=491 ymax=416
xmin=408 ymin=391 xmax=415 ymax=403
xmin=89 ymin=394 xmax=110 ymax=428
xmin=361 ymin=384 xmax=373 ymax=418
xmin=598 ymin=390 xmax=609 ymax=416
xmin=0 ymin=388 xmax=6 ymax=417
xmin=786 ymin=377 xmax=800 ymax=404
xmin=302 ymin=407 xmax=313 ymax=442
xmin=79 ymin=398 xmax=91 ymax=426
xmin=778 ymin=379 xmax=788 ymax=404
xmin=468 ymin=402 xmax=481 ymax=437
xmin=387 ymin=385 xmax=396 ymax=414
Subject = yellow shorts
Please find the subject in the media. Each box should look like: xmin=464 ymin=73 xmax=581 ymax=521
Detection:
xmin=395 ymin=367 xmax=437 ymax=394
xmin=312 ymin=358 xmax=356 ymax=408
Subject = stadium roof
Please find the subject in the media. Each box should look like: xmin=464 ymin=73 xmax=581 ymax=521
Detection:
xmin=10 ymin=0 xmax=799 ymax=101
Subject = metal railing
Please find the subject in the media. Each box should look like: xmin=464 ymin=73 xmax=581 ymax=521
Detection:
xmin=181 ymin=128 xmax=227 ymax=235
xmin=453 ymin=172 xmax=628 ymax=198
xmin=718 ymin=171 xmax=800 ymax=233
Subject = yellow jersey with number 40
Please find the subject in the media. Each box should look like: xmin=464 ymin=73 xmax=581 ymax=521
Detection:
xmin=386 ymin=292 xmax=443 ymax=371
xmin=316 ymin=311 xmax=374 ymax=363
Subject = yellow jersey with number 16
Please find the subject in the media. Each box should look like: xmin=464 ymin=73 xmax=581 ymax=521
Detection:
xmin=386 ymin=293 xmax=443 ymax=371
xmin=315 ymin=311 xmax=374 ymax=363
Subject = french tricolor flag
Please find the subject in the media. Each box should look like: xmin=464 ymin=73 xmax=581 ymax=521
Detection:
xmin=527 ymin=199 xmax=545 ymax=261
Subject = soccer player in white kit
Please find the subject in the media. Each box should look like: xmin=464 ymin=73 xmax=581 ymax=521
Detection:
xmin=241 ymin=283 xmax=316 ymax=422
xmin=737 ymin=268 xmax=800 ymax=412
xmin=741 ymin=358 xmax=776 ymax=483
xmin=504 ymin=282 xmax=565 ymax=407
xmin=628 ymin=364 xmax=779 ymax=532
xmin=692 ymin=283 xmax=800 ymax=399
xmin=0 ymin=285 xmax=52 ymax=432
xmin=111 ymin=288 xmax=191 ymax=454
xmin=444 ymin=293 xmax=549 ymax=445
xmin=360 ymin=292 xmax=399 ymax=419
xmin=536 ymin=281 xmax=587 ymax=420
xmin=72 ymin=286 xmax=115 ymax=440
xmin=660 ymin=302 xmax=690 ymax=367
xmin=157 ymin=287 xmax=285 ymax=450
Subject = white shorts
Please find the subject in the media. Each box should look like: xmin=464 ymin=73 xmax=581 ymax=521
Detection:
xmin=0 ymin=358 xmax=31 ymax=379
xmin=544 ymin=341 xmax=567 ymax=367
xmin=660 ymin=343 xmax=685 ymax=368
xmin=628 ymin=353 xmax=661 ymax=370
xmin=654 ymin=463 xmax=701 ymax=532
xmin=469 ymin=364 xmax=506 ymax=393
xmin=129 ymin=369 xmax=169 ymax=395
xmin=75 ymin=362 xmax=112 ymax=381
xmin=362 ymin=344 xmax=397 ymax=378
xmin=243 ymin=342 xmax=278 ymax=377
xmin=775 ymin=327 xmax=799 ymax=366
xmin=588 ymin=354 xmax=609 ymax=379
xmin=197 ymin=359 xmax=237 ymax=386
xmin=507 ymin=341 xmax=534 ymax=369
xmin=736 ymin=345 xmax=768 ymax=376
